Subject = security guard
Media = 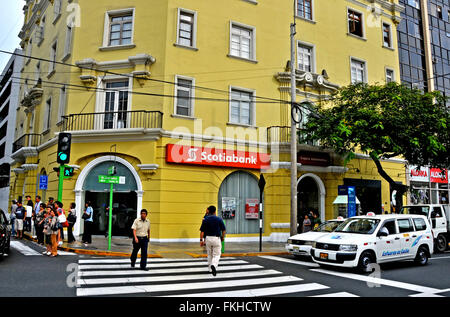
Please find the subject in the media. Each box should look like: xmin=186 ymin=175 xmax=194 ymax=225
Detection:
xmin=200 ymin=206 xmax=226 ymax=276
xmin=130 ymin=209 xmax=151 ymax=270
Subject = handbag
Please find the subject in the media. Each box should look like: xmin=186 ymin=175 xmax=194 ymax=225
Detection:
xmin=58 ymin=213 xmax=67 ymax=224
xmin=67 ymin=213 xmax=77 ymax=223
xmin=82 ymin=212 xmax=90 ymax=220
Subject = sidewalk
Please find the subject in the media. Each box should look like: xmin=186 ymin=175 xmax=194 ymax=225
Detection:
xmin=24 ymin=233 xmax=288 ymax=258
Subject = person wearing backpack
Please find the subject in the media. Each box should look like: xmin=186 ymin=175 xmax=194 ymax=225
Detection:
xmin=67 ymin=202 xmax=77 ymax=243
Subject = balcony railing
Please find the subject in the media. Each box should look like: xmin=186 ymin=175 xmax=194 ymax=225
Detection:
xmin=12 ymin=133 xmax=41 ymax=153
xmin=267 ymin=126 xmax=319 ymax=146
xmin=61 ymin=110 xmax=163 ymax=132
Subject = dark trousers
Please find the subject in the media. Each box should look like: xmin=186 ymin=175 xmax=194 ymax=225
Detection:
xmin=59 ymin=227 xmax=64 ymax=240
xmin=67 ymin=223 xmax=76 ymax=243
xmin=36 ymin=225 xmax=44 ymax=244
xmin=82 ymin=221 xmax=92 ymax=244
xmin=130 ymin=237 xmax=149 ymax=269
xmin=25 ymin=217 xmax=31 ymax=232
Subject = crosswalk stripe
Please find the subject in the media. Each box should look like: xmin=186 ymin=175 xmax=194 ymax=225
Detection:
xmin=78 ymin=264 xmax=264 ymax=277
xmin=259 ymin=255 xmax=320 ymax=267
xmin=310 ymin=292 xmax=359 ymax=297
xmin=76 ymin=275 xmax=303 ymax=297
xmin=78 ymin=260 xmax=247 ymax=270
xmin=10 ymin=241 xmax=42 ymax=256
xmin=165 ymin=283 xmax=329 ymax=297
xmin=78 ymin=257 xmax=236 ymax=264
xmin=78 ymin=269 xmax=282 ymax=286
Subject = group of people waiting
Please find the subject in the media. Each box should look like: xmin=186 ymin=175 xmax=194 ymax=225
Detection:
xmin=299 ymin=210 xmax=322 ymax=233
xmin=10 ymin=196 xmax=95 ymax=256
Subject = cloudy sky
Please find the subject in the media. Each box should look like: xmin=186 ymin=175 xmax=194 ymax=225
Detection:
xmin=0 ymin=0 xmax=26 ymax=71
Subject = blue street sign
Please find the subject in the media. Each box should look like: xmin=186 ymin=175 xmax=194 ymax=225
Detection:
xmin=39 ymin=175 xmax=48 ymax=190
xmin=347 ymin=186 xmax=357 ymax=218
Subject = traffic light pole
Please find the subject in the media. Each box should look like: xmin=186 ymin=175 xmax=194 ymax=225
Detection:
xmin=58 ymin=165 xmax=64 ymax=201
xmin=290 ymin=21 xmax=298 ymax=236
xmin=108 ymin=182 xmax=113 ymax=251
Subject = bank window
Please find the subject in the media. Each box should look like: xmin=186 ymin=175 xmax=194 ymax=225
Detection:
xmin=348 ymin=9 xmax=364 ymax=38
xmin=104 ymin=9 xmax=135 ymax=47
xmin=297 ymin=43 xmax=314 ymax=72
xmin=230 ymin=22 xmax=255 ymax=61
xmin=230 ymin=88 xmax=254 ymax=126
xmin=382 ymin=23 xmax=392 ymax=48
xmin=350 ymin=58 xmax=366 ymax=84
xmin=297 ymin=0 xmax=313 ymax=20
xmin=177 ymin=9 xmax=197 ymax=48
xmin=386 ymin=68 xmax=394 ymax=83
xmin=174 ymin=76 xmax=194 ymax=117
xmin=397 ymin=219 xmax=415 ymax=233
xmin=413 ymin=218 xmax=427 ymax=231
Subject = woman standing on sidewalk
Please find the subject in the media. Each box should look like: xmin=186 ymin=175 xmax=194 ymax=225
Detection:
xmin=67 ymin=203 xmax=77 ymax=243
xmin=82 ymin=201 xmax=94 ymax=247
xmin=49 ymin=208 xmax=60 ymax=257
xmin=43 ymin=206 xmax=53 ymax=256
xmin=35 ymin=203 xmax=46 ymax=245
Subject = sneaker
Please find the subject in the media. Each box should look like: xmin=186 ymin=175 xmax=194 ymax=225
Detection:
xmin=211 ymin=265 xmax=217 ymax=276
xmin=42 ymin=251 xmax=47 ymax=255
xmin=46 ymin=252 xmax=51 ymax=256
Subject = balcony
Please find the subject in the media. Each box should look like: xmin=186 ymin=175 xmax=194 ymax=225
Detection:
xmin=12 ymin=133 xmax=41 ymax=154
xmin=61 ymin=110 xmax=163 ymax=132
xmin=267 ymin=126 xmax=318 ymax=146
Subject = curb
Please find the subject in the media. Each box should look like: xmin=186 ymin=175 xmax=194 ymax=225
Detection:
xmin=186 ymin=251 xmax=290 ymax=258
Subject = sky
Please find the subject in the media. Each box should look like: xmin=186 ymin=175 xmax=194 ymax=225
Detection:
xmin=0 ymin=0 xmax=26 ymax=71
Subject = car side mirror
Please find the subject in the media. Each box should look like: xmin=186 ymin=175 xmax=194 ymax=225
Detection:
xmin=377 ymin=231 xmax=388 ymax=237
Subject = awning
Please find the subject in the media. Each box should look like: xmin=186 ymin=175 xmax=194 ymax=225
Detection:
xmin=333 ymin=195 xmax=360 ymax=205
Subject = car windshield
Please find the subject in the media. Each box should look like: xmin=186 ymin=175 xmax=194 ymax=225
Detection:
xmin=313 ymin=221 xmax=341 ymax=233
xmin=334 ymin=218 xmax=380 ymax=234
xmin=401 ymin=206 xmax=430 ymax=217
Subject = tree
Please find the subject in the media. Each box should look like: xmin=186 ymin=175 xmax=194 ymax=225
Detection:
xmin=303 ymin=82 xmax=449 ymax=211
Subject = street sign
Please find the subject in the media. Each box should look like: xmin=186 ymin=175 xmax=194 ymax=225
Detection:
xmin=98 ymin=175 xmax=125 ymax=184
xmin=347 ymin=186 xmax=357 ymax=218
xmin=39 ymin=175 xmax=48 ymax=190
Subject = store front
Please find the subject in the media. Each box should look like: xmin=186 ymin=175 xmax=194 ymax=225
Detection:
xmin=409 ymin=166 xmax=449 ymax=205
xmin=344 ymin=178 xmax=382 ymax=214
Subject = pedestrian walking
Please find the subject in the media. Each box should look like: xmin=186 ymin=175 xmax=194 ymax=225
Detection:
xmin=67 ymin=203 xmax=77 ymax=243
xmin=10 ymin=200 xmax=17 ymax=237
xmin=130 ymin=209 xmax=150 ymax=271
xmin=35 ymin=203 xmax=46 ymax=245
xmin=199 ymin=206 xmax=226 ymax=276
xmin=81 ymin=201 xmax=93 ymax=246
xmin=14 ymin=200 xmax=26 ymax=239
xmin=25 ymin=196 xmax=33 ymax=233
xmin=302 ymin=215 xmax=312 ymax=233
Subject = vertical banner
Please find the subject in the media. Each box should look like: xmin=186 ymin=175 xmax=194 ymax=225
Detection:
xmin=221 ymin=197 xmax=236 ymax=219
xmin=347 ymin=186 xmax=357 ymax=218
xmin=245 ymin=199 xmax=259 ymax=219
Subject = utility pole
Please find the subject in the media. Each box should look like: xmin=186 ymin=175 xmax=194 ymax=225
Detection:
xmin=290 ymin=18 xmax=298 ymax=236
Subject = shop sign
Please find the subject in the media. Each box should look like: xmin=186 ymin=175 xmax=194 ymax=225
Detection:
xmin=409 ymin=166 xmax=429 ymax=182
xmin=245 ymin=199 xmax=259 ymax=219
xmin=430 ymin=168 xmax=448 ymax=184
xmin=166 ymin=144 xmax=270 ymax=170
xmin=298 ymin=151 xmax=330 ymax=167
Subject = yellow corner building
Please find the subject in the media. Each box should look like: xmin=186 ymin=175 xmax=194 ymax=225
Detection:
xmin=10 ymin=0 xmax=406 ymax=242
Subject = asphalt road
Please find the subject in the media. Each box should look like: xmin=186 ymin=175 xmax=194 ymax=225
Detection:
xmin=1 ymin=238 xmax=449 ymax=298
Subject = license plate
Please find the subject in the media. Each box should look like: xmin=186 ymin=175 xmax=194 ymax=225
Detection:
xmin=320 ymin=253 xmax=328 ymax=260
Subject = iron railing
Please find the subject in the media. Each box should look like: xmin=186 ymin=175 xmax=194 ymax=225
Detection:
xmin=12 ymin=133 xmax=41 ymax=153
xmin=61 ymin=110 xmax=163 ymax=132
xmin=267 ymin=126 xmax=319 ymax=146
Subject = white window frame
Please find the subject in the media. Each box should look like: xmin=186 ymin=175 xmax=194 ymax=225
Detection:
xmin=385 ymin=67 xmax=395 ymax=83
xmin=57 ymin=85 xmax=67 ymax=124
xmin=26 ymin=37 xmax=32 ymax=65
xmin=228 ymin=86 xmax=256 ymax=127
xmin=48 ymin=40 xmax=57 ymax=76
xmin=350 ymin=57 xmax=367 ymax=84
xmin=297 ymin=41 xmax=316 ymax=73
xmin=44 ymin=97 xmax=52 ymax=133
xmin=347 ymin=7 xmax=366 ymax=39
xmin=36 ymin=16 xmax=46 ymax=46
xmin=173 ymin=75 xmax=195 ymax=118
xmin=53 ymin=0 xmax=62 ymax=24
xmin=382 ymin=22 xmax=393 ymax=49
xmin=176 ymin=8 xmax=198 ymax=49
xmin=63 ymin=24 xmax=73 ymax=60
xmin=295 ymin=0 xmax=314 ymax=22
xmin=102 ymin=8 xmax=136 ymax=49
xmin=229 ymin=21 xmax=257 ymax=62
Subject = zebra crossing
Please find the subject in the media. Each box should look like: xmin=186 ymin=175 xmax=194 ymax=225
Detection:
xmin=10 ymin=240 xmax=76 ymax=256
xmin=75 ymin=257 xmax=358 ymax=297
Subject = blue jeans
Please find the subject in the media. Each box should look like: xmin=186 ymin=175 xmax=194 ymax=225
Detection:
xmin=130 ymin=237 xmax=149 ymax=269
xmin=10 ymin=216 xmax=16 ymax=236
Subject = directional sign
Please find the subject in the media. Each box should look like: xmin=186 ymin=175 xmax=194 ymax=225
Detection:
xmin=98 ymin=175 xmax=126 ymax=184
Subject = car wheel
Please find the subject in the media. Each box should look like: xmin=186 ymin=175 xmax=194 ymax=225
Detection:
xmin=357 ymin=251 xmax=375 ymax=273
xmin=414 ymin=246 xmax=429 ymax=266
xmin=435 ymin=234 xmax=447 ymax=253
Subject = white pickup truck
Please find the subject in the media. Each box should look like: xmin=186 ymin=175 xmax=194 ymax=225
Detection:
xmin=401 ymin=204 xmax=450 ymax=253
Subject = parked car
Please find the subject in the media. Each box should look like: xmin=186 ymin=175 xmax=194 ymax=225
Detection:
xmin=0 ymin=209 xmax=11 ymax=259
xmin=286 ymin=217 xmax=345 ymax=258
xmin=310 ymin=214 xmax=433 ymax=272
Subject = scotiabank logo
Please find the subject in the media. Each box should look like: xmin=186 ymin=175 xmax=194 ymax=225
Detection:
xmin=166 ymin=144 xmax=270 ymax=170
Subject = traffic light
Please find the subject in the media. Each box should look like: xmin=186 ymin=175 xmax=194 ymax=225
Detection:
xmin=64 ymin=166 xmax=75 ymax=178
xmin=57 ymin=133 xmax=71 ymax=165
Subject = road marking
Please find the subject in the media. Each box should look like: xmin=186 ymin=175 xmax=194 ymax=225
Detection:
xmin=10 ymin=241 xmax=42 ymax=256
xmin=78 ymin=269 xmax=282 ymax=286
xmin=78 ymin=264 xmax=264 ymax=277
xmin=78 ymin=257 xmax=235 ymax=264
xmin=165 ymin=283 xmax=329 ymax=297
xmin=76 ymin=275 xmax=303 ymax=297
xmin=310 ymin=292 xmax=359 ymax=297
xmin=430 ymin=256 xmax=450 ymax=260
xmin=311 ymin=268 xmax=442 ymax=295
xmin=259 ymin=255 xmax=320 ymax=267
xmin=78 ymin=260 xmax=247 ymax=270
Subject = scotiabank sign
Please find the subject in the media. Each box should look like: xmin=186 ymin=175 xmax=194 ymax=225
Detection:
xmin=166 ymin=144 xmax=271 ymax=170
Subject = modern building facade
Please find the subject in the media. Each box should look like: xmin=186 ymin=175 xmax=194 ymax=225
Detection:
xmin=0 ymin=49 xmax=23 ymax=212
xmin=11 ymin=0 xmax=405 ymax=242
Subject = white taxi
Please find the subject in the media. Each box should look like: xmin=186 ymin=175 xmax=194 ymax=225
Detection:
xmin=310 ymin=214 xmax=434 ymax=272
xmin=286 ymin=218 xmax=345 ymax=258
